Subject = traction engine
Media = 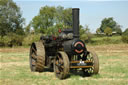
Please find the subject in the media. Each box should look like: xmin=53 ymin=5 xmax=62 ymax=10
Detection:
xmin=29 ymin=8 xmax=99 ymax=79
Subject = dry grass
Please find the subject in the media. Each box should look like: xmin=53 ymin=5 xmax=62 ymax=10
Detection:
xmin=87 ymin=44 xmax=128 ymax=56
xmin=0 ymin=47 xmax=29 ymax=53
xmin=0 ymin=44 xmax=128 ymax=85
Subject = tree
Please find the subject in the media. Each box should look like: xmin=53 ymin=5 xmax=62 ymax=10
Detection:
xmin=31 ymin=6 xmax=72 ymax=34
xmin=100 ymin=17 xmax=117 ymax=32
xmin=123 ymin=28 xmax=128 ymax=35
xmin=85 ymin=25 xmax=90 ymax=33
xmin=116 ymin=27 xmax=122 ymax=35
xmin=55 ymin=6 xmax=64 ymax=24
xmin=31 ymin=6 xmax=56 ymax=33
xmin=104 ymin=27 xmax=112 ymax=36
xmin=96 ymin=28 xmax=101 ymax=34
xmin=80 ymin=25 xmax=93 ymax=42
xmin=25 ymin=23 xmax=31 ymax=34
xmin=80 ymin=27 xmax=87 ymax=41
xmin=114 ymin=25 xmax=122 ymax=35
xmin=62 ymin=8 xmax=72 ymax=27
xmin=0 ymin=0 xmax=25 ymax=37
xmin=122 ymin=28 xmax=128 ymax=43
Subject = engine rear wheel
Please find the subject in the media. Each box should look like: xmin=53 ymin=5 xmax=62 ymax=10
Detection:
xmin=83 ymin=51 xmax=99 ymax=76
xmin=54 ymin=51 xmax=69 ymax=79
xmin=29 ymin=41 xmax=45 ymax=72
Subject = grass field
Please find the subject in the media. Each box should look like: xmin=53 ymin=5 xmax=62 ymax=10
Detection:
xmin=0 ymin=44 xmax=128 ymax=85
xmin=90 ymin=35 xmax=123 ymax=45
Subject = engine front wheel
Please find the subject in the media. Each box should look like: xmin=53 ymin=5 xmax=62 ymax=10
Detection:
xmin=83 ymin=51 xmax=99 ymax=76
xmin=54 ymin=51 xmax=70 ymax=79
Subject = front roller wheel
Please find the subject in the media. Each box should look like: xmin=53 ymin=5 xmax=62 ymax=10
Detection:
xmin=83 ymin=51 xmax=99 ymax=76
xmin=29 ymin=41 xmax=45 ymax=72
xmin=54 ymin=51 xmax=69 ymax=79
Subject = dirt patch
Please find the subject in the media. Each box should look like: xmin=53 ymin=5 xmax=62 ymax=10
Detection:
xmin=0 ymin=44 xmax=128 ymax=53
xmin=80 ymin=77 xmax=128 ymax=81
xmin=0 ymin=62 xmax=28 ymax=68
xmin=0 ymin=48 xmax=29 ymax=53
xmin=87 ymin=44 xmax=128 ymax=52
xmin=87 ymin=44 xmax=128 ymax=56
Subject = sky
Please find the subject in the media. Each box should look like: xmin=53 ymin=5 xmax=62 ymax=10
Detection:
xmin=13 ymin=0 xmax=128 ymax=33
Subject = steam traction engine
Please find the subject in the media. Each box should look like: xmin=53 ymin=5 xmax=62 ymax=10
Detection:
xmin=29 ymin=8 xmax=99 ymax=79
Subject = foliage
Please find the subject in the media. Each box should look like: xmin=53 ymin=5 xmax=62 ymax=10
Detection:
xmin=0 ymin=0 xmax=25 ymax=37
xmin=31 ymin=6 xmax=56 ymax=33
xmin=102 ymin=37 xmax=112 ymax=43
xmin=122 ymin=28 xmax=128 ymax=43
xmin=123 ymin=28 xmax=128 ymax=35
xmin=80 ymin=25 xmax=93 ymax=42
xmin=46 ymin=26 xmax=58 ymax=36
xmin=62 ymin=8 xmax=72 ymax=27
xmin=0 ymin=36 xmax=11 ymax=46
xmin=104 ymin=27 xmax=112 ymax=36
xmin=25 ymin=23 xmax=31 ymax=34
xmin=0 ymin=33 xmax=24 ymax=47
xmin=46 ymin=23 xmax=64 ymax=36
xmin=96 ymin=28 xmax=101 ymax=34
xmin=91 ymin=36 xmax=123 ymax=45
xmin=0 ymin=33 xmax=42 ymax=47
xmin=8 ymin=33 xmax=24 ymax=46
xmin=85 ymin=25 xmax=93 ymax=42
xmin=80 ymin=34 xmax=88 ymax=42
xmin=115 ymin=25 xmax=122 ymax=35
xmin=23 ymin=34 xmax=41 ymax=46
xmin=31 ymin=6 xmax=72 ymax=34
xmin=55 ymin=6 xmax=64 ymax=24
xmin=122 ymin=35 xmax=128 ymax=43
xmin=80 ymin=28 xmax=85 ymax=36
xmin=100 ymin=17 xmax=117 ymax=32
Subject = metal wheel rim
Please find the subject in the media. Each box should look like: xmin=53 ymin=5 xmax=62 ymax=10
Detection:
xmin=54 ymin=51 xmax=69 ymax=79
xmin=54 ymin=54 xmax=64 ymax=75
xmin=29 ymin=43 xmax=37 ymax=71
xmin=84 ymin=52 xmax=94 ymax=74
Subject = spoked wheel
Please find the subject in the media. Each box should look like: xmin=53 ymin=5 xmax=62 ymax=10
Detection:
xmin=29 ymin=41 xmax=45 ymax=72
xmin=54 ymin=51 xmax=69 ymax=79
xmin=83 ymin=51 xmax=99 ymax=76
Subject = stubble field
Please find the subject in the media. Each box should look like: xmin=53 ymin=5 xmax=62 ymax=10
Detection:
xmin=0 ymin=44 xmax=128 ymax=85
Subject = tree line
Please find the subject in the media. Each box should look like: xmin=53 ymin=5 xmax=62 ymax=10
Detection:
xmin=0 ymin=0 xmax=128 ymax=47
xmin=96 ymin=17 xmax=123 ymax=36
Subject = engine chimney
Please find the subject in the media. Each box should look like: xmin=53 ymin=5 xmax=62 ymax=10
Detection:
xmin=72 ymin=8 xmax=79 ymax=38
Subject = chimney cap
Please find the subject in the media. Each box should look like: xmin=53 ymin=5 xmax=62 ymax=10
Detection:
xmin=72 ymin=8 xmax=79 ymax=10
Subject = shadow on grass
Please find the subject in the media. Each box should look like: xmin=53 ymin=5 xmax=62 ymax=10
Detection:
xmin=69 ymin=69 xmax=101 ymax=78
xmin=69 ymin=69 xmax=92 ymax=78
xmin=43 ymin=68 xmax=92 ymax=77
xmin=43 ymin=68 xmax=54 ymax=72
xmin=38 ymin=68 xmax=100 ymax=79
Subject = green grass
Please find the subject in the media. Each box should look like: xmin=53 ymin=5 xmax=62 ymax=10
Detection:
xmin=90 ymin=35 xmax=123 ymax=45
xmin=0 ymin=52 xmax=28 ymax=62
xmin=92 ymin=35 xmax=121 ymax=40
xmin=0 ymin=45 xmax=128 ymax=85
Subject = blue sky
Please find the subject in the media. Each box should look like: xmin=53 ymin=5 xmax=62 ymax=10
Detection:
xmin=14 ymin=0 xmax=128 ymax=32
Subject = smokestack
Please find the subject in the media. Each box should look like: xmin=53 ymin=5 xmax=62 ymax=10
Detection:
xmin=72 ymin=8 xmax=79 ymax=38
